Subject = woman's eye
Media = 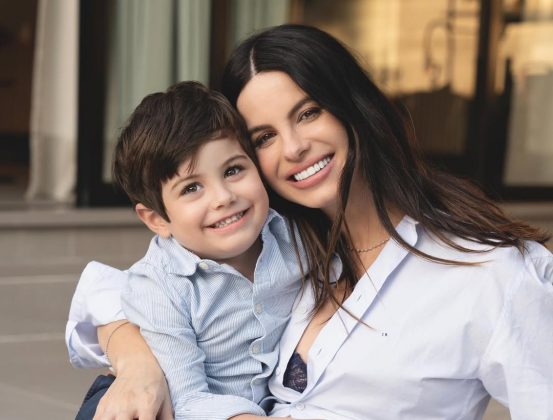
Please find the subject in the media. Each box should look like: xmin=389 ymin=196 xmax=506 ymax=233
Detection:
xmin=224 ymin=165 xmax=243 ymax=177
xmin=253 ymin=132 xmax=275 ymax=149
xmin=298 ymin=107 xmax=321 ymax=122
xmin=182 ymin=183 xmax=201 ymax=195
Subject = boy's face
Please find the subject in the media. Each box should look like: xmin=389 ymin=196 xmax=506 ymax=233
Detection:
xmin=153 ymin=137 xmax=269 ymax=262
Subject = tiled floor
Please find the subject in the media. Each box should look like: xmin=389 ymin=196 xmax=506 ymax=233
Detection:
xmin=0 ymin=272 xmax=104 ymax=420
xmin=0 ymin=196 xmax=147 ymax=419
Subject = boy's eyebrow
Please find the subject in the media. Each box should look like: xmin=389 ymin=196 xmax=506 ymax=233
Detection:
xmin=170 ymin=153 xmax=249 ymax=192
xmin=219 ymin=153 xmax=248 ymax=168
xmin=170 ymin=174 xmax=195 ymax=192
xmin=247 ymin=96 xmax=312 ymax=136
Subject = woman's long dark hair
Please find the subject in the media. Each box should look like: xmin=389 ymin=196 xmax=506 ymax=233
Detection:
xmin=222 ymin=24 xmax=550 ymax=312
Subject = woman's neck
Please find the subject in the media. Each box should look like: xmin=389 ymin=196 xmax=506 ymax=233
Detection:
xmin=321 ymin=175 xmax=404 ymax=274
xmin=338 ymin=176 xmax=402 ymax=248
xmin=346 ymin=192 xmax=388 ymax=247
xmin=344 ymin=189 xmax=403 ymax=277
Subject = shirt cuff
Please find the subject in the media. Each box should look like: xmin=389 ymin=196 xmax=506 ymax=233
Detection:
xmin=66 ymin=320 xmax=110 ymax=368
xmin=66 ymin=261 xmax=128 ymax=367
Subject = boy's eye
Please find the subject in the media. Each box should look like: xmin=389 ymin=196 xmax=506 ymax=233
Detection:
xmin=298 ymin=107 xmax=321 ymax=122
xmin=224 ymin=165 xmax=243 ymax=177
xmin=253 ymin=132 xmax=275 ymax=149
xmin=182 ymin=182 xmax=201 ymax=195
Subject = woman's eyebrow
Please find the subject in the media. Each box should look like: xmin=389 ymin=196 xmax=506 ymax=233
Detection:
xmin=287 ymin=97 xmax=312 ymax=120
xmin=248 ymin=124 xmax=271 ymax=136
xmin=247 ymin=96 xmax=312 ymax=136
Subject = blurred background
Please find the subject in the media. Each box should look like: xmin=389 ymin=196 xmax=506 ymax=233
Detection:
xmin=1 ymin=0 xmax=552 ymax=418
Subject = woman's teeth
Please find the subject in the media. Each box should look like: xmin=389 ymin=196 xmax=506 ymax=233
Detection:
xmin=293 ymin=156 xmax=331 ymax=181
xmin=212 ymin=211 xmax=245 ymax=228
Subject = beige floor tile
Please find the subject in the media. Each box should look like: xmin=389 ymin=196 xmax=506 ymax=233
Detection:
xmin=0 ymin=339 xmax=104 ymax=420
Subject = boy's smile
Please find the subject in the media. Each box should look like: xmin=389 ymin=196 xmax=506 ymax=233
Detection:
xmin=149 ymin=137 xmax=269 ymax=268
xmin=208 ymin=209 xmax=248 ymax=230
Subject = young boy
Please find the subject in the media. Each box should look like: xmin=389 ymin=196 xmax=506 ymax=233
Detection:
xmin=77 ymin=82 xmax=305 ymax=419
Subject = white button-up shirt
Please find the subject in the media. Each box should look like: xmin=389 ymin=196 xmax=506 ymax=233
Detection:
xmin=268 ymin=216 xmax=553 ymax=420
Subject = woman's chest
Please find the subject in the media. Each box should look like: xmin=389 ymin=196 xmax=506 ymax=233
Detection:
xmin=271 ymin=270 xmax=502 ymax=410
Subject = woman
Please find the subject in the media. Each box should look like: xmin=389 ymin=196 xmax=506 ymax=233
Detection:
xmin=68 ymin=25 xmax=553 ymax=420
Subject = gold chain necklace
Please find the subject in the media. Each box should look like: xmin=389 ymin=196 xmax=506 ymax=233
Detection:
xmin=348 ymin=237 xmax=390 ymax=253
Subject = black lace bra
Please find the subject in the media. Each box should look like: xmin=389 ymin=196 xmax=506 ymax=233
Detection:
xmin=282 ymin=352 xmax=307 ymax=393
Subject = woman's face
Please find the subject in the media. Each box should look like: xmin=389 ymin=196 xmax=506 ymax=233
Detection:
xmin=236 ymin=71 xmax=349 ymax=216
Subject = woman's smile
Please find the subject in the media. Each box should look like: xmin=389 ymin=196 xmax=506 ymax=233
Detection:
xmin=286 ymin=154 xmax=335 ymax=189
xmin=288 ymin=154 xmax=333 ymax=182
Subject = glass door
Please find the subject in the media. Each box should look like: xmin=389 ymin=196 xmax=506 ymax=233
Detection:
xmin=500 ymin=0 xmax=553 ymax=189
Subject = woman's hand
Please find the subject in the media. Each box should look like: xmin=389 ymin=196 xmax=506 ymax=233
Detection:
xmin=93 ymin=360 xmax=172 ymax=420
xmin=93 ymin=321 xmax=173 ymax=420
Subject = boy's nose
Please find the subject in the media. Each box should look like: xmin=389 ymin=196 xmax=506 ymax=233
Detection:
xmin=212 ymin=185 xmax=236 ymax=209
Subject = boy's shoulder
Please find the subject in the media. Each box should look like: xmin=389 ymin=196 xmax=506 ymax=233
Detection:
xmin=134 ymin=235 xmax=201 ymax=276
xmin=126 ymin=235 xmax=200 ymax=294
xmin=123 ymin=236 xmax=199 ymax=313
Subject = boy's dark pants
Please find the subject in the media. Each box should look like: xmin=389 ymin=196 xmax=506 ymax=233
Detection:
xmin=75 ymin=374 xmax=115 ymax=420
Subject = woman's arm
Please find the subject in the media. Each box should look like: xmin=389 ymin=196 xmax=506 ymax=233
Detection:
xmin=478 ymin=247 xmax=553 ymax=419
xmin=66 ymin=262 xmax=172 ymax=419
xmin=93 ymin=320 xmax=173 ymax=420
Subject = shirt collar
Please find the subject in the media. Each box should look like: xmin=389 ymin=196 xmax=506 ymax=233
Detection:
xmin=154 ymin=236 xmax=203 ymax=276
xmin=260 ymin=208 xmax=293 ymax=244
xmin=399 ymin=214 xmax=420 ymax=247
xmin=154 ymin=208 xmax=291 ymax=277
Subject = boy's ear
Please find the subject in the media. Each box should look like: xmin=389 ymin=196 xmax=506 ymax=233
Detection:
xmin=135 ymin=203 xmax=171 ymax=238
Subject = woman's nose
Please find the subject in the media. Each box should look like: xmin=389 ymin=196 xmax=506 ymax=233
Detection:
xmin=282 ymin=131 xmax=310 ymax=161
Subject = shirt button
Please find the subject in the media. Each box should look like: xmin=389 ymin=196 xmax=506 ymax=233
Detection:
xmin=296 ymin=403 xmax=305 ymax=410
xmin=251 ymin=344 xmax=260 ymax=354
xmin=254 ymin=303 xmax=262 ymax=314
xmin=198 ymin=262 xmax=209 ymax=270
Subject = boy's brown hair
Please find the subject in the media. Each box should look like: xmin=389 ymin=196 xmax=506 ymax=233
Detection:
xmin=113 ymin=81 xmax=255 ymax=221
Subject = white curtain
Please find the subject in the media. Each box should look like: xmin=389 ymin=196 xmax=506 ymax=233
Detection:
xmin=229 ymin=0 xmax=290 ymax=48
xmin=102 ymin=0 xmax=290 ymax=181
xmin=102 ymin=0 xmax=212 ymax=181
xmin=26 ymin=0 xmax=79 ymax=203
xmin=26 ymin=0 xmax=287 ymax=201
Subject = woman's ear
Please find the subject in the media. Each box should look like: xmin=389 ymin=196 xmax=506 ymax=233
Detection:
xmin=135 ymin=203 xmax=171 ymax=238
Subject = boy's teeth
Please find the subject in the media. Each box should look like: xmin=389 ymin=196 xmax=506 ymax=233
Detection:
xmin=213 ymin=211 xmax=245 ymax=228
xmin=293 ymin=157 xmax=331 ymax=181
